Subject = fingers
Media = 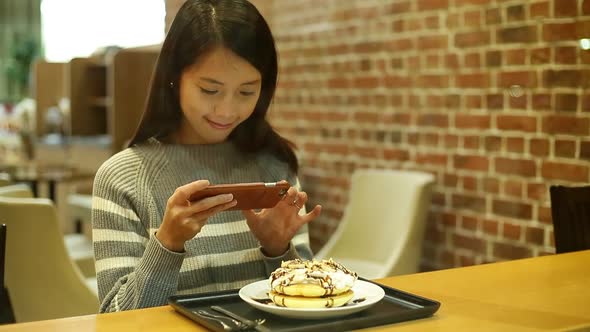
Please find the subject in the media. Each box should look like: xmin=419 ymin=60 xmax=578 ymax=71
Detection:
xmin=164 ymin=197 xmax=237 ymax=236
xmin=168 ymin=180 xmax=210 ymax=206
xmin=294 ymin=191 xmax=308 ymax=209
xmin=170 ymin=197 xmax=234 ymax=226
xmin=282 ymin=187 xmax=305 ymax=209
xmin=181 ymin=215 xmax=209 ymax=234
xmin=283 ymin=186 xmax=298 ymax=201
xmin=287 ymin=191 xmax=308 ymax=211
xmin=169 ymin=179 xmax=237 ymax=216
xmin=285 ymin=188 xmax=322 ymax=225
xmin=159 ymin=180 xmax=240 ymax=251
xmin=193 ymin=198 xmax=237 ymax=220
xmin=300 ymin=204 xmax=321 ymax=223
xmin=242 ymin=209 xmax=257 ymax=220
xmin=306 ymin=204 xmax=322 ymax=219
xmin=182 ymin=198 xmax=238 ymax=232
xmin=188 ymin=193 xmax=235 ymax=214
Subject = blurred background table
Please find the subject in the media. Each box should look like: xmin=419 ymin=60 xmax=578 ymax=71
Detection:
xmin=0 ymin=163 xmax=94 ymax=203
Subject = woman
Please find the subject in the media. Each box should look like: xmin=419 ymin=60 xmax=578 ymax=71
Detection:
xmin=92 ymin=0 xmax=321 ymax=313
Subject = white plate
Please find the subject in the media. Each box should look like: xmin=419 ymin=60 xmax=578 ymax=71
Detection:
xmin=238 ymin=280 xmax=385 ymax=320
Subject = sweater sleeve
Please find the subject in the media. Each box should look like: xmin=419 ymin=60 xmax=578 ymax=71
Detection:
xmin=91 ymin=151 xmax=184 ymax=313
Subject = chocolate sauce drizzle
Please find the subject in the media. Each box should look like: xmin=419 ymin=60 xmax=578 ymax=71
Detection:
xmin=270 ymin=258 xmax=358 ymax=296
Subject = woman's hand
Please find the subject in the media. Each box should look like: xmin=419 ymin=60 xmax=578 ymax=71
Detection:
xmin=242 ymin=184 xmax=321 ymax=257
xmin=156 ymin=180 xmax=237 ymax=252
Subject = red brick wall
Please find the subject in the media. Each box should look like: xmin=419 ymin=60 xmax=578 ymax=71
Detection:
xmin=167 ymin=0 xmax=590 ymax=271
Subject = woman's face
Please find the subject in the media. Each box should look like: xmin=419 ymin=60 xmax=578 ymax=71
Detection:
xmin=175 ymin=46 xmax=262 ymax=144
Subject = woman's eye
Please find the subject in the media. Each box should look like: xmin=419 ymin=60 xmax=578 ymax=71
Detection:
xmin=200 ymin=87 xmax=218 ymax=95
xmin=240 ymin=91 xmax=256 ymax=96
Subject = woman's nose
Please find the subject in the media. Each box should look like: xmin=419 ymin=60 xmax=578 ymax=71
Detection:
xmin=213 ymin=97 xmax=234 ymax=117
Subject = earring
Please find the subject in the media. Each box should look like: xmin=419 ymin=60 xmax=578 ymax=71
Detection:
xmin=169 ymin=81 xmax=174 ymax=88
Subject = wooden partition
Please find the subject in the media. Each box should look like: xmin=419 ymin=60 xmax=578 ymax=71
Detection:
xmin=68 ymin=57 xmax=108 ymax=136
xmin=110 ymin=44 xmax=160 ymax=151
xmin=32 ymin=61 xmax=66 ymax=137
xmin=32 ymin=45 xmax=160 ymax=154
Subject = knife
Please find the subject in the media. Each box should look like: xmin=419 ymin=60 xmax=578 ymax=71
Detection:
xmin=210 ymin=305 xmax=270 ymax=332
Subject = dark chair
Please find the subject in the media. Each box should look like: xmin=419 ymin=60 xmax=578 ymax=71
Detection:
xmin=549 ymin=185 xmax=590 ymax=254
xmin=0 ymin=224 xmax=16 ymax=324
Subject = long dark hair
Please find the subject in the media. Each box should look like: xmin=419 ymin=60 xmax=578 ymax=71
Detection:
xmin=129 ymin=0 xmax=298 ymax=173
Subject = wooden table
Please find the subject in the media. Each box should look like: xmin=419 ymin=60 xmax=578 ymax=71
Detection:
xmin=1 ymin=251 xmax=589 ymax=332
xmin=0 ymin=163 xmax=94 ymax=203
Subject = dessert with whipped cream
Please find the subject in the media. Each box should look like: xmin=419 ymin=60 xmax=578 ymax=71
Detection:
xmin=268 ymin=258 xmax=358 ymax=308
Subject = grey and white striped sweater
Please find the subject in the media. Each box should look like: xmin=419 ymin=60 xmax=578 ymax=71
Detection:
xmin=91 ymin=138 xmax=312 ymax=313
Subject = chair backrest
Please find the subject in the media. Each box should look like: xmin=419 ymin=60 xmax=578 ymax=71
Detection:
xmin=0 ymin=173 xmax=12 ymax=187
xmin=315 ymin=169 xmax=435 ymax=278
xmin=0 ymin=196 xmax=98 ymax=322
xmin=0 ymin=184 xmax=33 ymax=198
xmin=549 ymin=185 xmax=590 ymax=254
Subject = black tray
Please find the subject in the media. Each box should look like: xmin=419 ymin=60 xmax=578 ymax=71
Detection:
xmin=169 ymin=279 xmax=440 ymax=332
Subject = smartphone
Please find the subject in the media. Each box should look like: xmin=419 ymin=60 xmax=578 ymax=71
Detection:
xmin=188 ymin=181 xmax=291 ymax=211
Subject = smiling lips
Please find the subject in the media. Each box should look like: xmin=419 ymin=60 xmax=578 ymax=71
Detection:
xmin=206 ymin=117 xmax=234 ymax=130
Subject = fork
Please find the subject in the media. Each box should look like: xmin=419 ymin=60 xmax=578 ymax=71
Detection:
xmin=196 ymin=309 xmax=243 ymax=331
xmin=210 ymin=306 xmax=267 ymax=331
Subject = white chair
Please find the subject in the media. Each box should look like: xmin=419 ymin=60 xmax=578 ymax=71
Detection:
xmin=0 ymin=173 xmax=12 ymax=187
xmin=0 ymin=186 xmax=96 ymax=293
xmin=0 ymin=183 xmax=98 ymax=282
xmin=314 ymin=169 xmax=435 ymax=279
xmin=0 ymin=196 xmax=99 ymax=322
xmin=67 ymin=193 xmax=93 ymax=230
xmin=65 ymin=193 xmax=95 ymax=279
xmin=0 ymin=184 xmax=32 ymax=198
